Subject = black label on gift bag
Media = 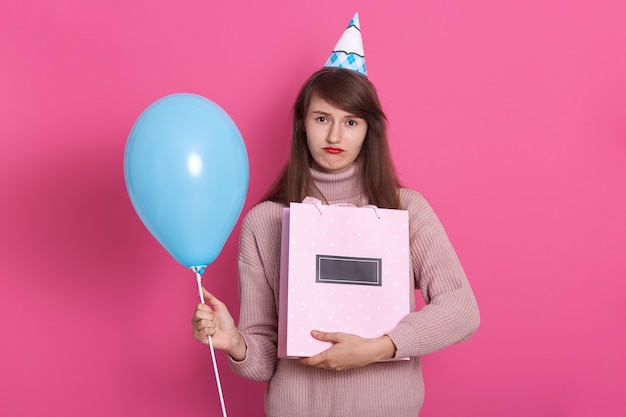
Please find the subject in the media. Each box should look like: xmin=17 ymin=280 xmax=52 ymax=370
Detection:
xmin=316 ymin=255 xmax=382 ymax=286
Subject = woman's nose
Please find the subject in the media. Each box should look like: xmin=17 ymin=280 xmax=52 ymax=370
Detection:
xmin=326 ymin=123 xmax=341 ymax=144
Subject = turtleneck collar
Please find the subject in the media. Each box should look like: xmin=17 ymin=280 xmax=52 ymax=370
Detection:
xmin=309 ymin=163 xmax=366 ymax=205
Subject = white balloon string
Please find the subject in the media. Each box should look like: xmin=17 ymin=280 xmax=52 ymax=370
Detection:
xmin=196 ymin=271 xmax=205 ymax=304
xmin=196 ymin=271 xmax=228 ymax=417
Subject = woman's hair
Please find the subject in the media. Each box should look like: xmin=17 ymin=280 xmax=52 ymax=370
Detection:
xmin=264 ymin=67 xmax=401 ymax=208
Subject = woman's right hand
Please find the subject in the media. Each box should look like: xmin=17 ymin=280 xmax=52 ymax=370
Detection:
xmin=191 ymin=287 xmax=247 ymax=361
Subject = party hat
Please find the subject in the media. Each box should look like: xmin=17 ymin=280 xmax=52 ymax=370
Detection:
xmin=324 ymin=12 xmax=367 ymax=76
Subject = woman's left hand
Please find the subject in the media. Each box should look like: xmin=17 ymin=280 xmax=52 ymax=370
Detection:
xmin=298 ymin=330 xmax=397 ymax=371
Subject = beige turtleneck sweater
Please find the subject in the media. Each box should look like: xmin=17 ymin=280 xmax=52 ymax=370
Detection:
xmin=229 ymin=165 xmax=479 ymax=417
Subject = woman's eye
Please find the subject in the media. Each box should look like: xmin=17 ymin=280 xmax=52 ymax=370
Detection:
xmin=316 ymin=116 xmax=328 ymax=123
xmin=346 ymin=120 xmax=357 ymax=126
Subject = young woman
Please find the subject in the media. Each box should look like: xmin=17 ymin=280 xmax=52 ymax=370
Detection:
xmin=192 ymin=67 xmax=480 ymax=416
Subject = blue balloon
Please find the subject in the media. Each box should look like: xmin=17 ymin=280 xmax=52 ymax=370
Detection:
xmin=124 ymin=93 xmax=249 ymax=268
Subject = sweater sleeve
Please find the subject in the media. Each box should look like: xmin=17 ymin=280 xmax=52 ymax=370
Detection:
xmin=227 ymin=203 xmax=281 ymax=381
xmin=386 ymin=190 xmax=480 ymax=358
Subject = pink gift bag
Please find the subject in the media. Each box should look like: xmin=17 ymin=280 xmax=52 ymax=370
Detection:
xmin=278 ymin=198 xmax=411 ymax=359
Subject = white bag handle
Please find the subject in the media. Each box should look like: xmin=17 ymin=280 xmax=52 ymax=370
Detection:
xmin=300 ymin=196 xmax=380 ymax=219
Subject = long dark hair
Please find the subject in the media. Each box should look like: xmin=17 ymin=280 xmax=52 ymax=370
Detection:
xmin=264 ymin=67 xmax=401 ymax=209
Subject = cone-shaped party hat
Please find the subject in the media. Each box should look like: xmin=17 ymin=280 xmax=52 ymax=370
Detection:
xmin=324 ymin=12 xmax=367 ymax=76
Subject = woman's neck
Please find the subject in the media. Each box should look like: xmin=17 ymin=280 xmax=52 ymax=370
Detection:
xmin=309 ymin=164 xmax=366 ymax=205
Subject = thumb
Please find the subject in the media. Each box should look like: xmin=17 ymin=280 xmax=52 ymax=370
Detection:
xmin=311 ymin=330 xmax=341 ymax=342
xmin=202 ymin=287 xmax=225 ymax=310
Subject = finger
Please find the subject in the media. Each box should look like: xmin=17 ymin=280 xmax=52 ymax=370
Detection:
xmin=194 ymin=328 xmax=212 ymax=344
xmin=192 ymin=304 xmax=213 ymax=321
xmin=193 ymin=318 xmax=216 ymax=331
xmin=196 ymin=303 xmax=213 ymax=312
xmin=300 ymin=355 xmax=340 ymax=371
xmin=193 ymin=319 xmax=217 ymax=334
xmin=299 ymin=355 xmax=321 ymax=367
xmin=299 ymin=343 xmax=333 ymax=366
xmin=192 ymin=308 xmax=214 ymax=322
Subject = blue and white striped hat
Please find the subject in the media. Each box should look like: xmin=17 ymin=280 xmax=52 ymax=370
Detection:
xmin=324 ymin=12 xmax=367 ymax=76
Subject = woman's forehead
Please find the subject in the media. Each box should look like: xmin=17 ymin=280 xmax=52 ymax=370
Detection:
xmin=308 ymin=94 xmax=351 ymax=113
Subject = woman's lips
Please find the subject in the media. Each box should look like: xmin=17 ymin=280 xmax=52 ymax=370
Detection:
xmin=323 ymin=147 xmax=344 ymax=154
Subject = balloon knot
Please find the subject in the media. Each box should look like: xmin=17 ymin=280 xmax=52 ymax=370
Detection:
xmin=190 ymin=265 xmax=207 ymax=275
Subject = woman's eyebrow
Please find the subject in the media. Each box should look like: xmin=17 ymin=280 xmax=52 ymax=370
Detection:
xmin=311 ymin=110 xmax=331 ymax=116
xmin=311 ymin=110 xmax=360 ymax=119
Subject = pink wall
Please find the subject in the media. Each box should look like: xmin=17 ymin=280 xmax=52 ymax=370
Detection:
xmin=1 ymin=1 xmax=625 ymax=416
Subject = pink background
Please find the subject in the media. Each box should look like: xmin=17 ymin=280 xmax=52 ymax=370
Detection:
xmin=1 ymin=1 xmax=625 ymax=416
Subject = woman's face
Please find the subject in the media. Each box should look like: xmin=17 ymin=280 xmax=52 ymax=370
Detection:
xmin=304 ymin=94 xmax=368 ymax=173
